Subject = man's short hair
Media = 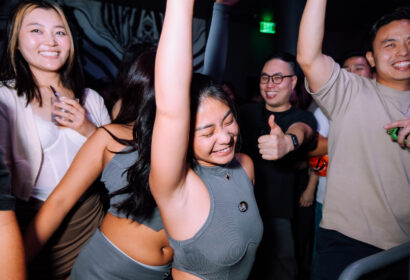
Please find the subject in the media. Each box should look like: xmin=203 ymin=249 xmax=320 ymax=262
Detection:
xmin=338 ymin=50 xmax=369 ymax=66
xmin=264 ymin=52 xmax=298 ymax=74
xmin=367 ymin=6 xmax=410 ymax=52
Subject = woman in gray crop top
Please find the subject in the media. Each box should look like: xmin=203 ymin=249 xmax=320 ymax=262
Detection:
xmin=150 ymin=1 xmax=263 ymax=279
xmin=24 ymin=50 xmax=173 ymax=280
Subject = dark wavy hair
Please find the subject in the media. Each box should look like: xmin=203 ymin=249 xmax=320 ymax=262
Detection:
xmin=188 ymin=73 xmax=239 ymax=167
xmin=0 ymin=0 xmax=85 ymax=106
xmin=367 ymin=6 xmax=410 ymax=52
xmin=104 ymin=48 xmax=157 ymax=220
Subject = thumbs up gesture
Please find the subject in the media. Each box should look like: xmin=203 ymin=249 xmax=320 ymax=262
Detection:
xmin=257 ymin=115 xmax=294 ymax=160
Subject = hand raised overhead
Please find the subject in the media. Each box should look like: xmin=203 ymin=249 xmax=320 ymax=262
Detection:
xmin=257 ymin=114 xmax=294 ymax=160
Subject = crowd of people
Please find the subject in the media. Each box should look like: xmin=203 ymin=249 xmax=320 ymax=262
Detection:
xmin=0 ymin=0 xmax=409 ymax=279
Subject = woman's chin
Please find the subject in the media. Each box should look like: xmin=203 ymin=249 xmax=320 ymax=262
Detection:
xmin=198 ymin=152 xmax=235 ymax=167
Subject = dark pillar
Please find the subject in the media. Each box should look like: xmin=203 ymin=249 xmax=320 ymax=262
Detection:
xmin=274 ymin=0 xmax=306 ymax=55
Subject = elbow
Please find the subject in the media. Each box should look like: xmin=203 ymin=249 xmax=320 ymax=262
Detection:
xmin=296 ymin=52 xmax=313 ymax=71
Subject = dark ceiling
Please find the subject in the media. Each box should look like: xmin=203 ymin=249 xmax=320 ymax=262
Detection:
xmin=230 ymin=0 xmax=409 ymax=28
xmin=96 ymin=0 xmax=410 ymax=29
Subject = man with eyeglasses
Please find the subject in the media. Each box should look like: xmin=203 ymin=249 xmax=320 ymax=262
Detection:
xmin=240 ymin=52 xmax=317 ymax=280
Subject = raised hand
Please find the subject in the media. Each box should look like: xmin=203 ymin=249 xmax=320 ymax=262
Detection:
xmin=53 ymin=97 xmax=96 ymax=137
xmin=258 ymin=114 xmax=293 ymax=160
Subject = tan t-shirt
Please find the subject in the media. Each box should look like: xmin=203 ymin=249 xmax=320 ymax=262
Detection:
xmin=305 ymin=60 xmax=410 ymax=250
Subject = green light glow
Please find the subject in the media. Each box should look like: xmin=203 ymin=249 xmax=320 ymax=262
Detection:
xmin=261 ymin=10 xmax=274 ymax=22
xmin=260 ymin=21 xmax=276 ymax=34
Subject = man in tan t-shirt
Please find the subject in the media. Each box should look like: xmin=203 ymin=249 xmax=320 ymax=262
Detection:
xmin=297 ymin=0 xmax=410 ymax=279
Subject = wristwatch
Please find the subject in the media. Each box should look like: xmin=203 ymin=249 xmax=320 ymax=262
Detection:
xmin=286 ymin=133 xmax=299 ymax=150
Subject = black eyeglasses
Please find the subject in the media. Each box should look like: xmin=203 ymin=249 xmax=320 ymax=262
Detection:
xmin=260 ymin=74 xmax=294 ymax=84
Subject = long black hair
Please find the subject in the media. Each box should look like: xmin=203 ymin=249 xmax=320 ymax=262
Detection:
xmin=0 ymin=0 xmax=85 ymax=106
xmin=188 ymin=73 xmax=239 ymax=167
xmin=105 ymin=48 xmax=157 ymax=220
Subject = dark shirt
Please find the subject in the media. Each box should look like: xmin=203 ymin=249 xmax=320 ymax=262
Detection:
xmin=0 ymin=150 xmax=15 ymax=211
xmin=239 ymin=102 xmax=317 ymax=220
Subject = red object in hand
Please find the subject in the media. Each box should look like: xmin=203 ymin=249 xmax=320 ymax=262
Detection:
xmin=308 ymin=155 xmax=328 ymax=177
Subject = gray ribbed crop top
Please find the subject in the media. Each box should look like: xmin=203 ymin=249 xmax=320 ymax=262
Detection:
xmin=167 ymin=158 xmax=263 ymax=280
xmin=101 ymin=148 xmax=163 ymax=232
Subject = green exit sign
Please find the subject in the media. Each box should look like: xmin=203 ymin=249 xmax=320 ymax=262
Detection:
xmin=260 ymin=21 xmax=276 ymax=34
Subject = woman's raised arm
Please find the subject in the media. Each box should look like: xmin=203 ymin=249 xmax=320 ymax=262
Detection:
xmin=149 ymin=0 xmax=195 ymax=203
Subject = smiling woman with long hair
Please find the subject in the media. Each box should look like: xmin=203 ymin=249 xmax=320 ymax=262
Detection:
xmin=0 ymin=0 xmax=110 ymax=278
xmin=149 ymin=0 xmax=263 ymax=279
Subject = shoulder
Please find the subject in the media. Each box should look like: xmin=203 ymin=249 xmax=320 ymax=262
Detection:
xmin=290 ymin=108 xmax=317 ymax=127
xmin=100 ymin=123 xmax=133 ymax=141
xmin=83 ymin=88 xmax=111 ymax=126
xmin=83 ymin=88 xmax=109 ymax=111
xmin=83 ymin=88 xmax=105 ymax=104
xmin=88 ymin=125 xmax=113 ymax=144
xmin=0 ymin=84 xmax=17 ymax=101
xmin=310 ymin=62 xmax=366 ymax=96
xmin=235 ymin=153 xmax=254 ymax=184
xmin=0 ymin=85 xmax=25 ymax=115
xmin=89 ymin=124 xmax=131 ymax=152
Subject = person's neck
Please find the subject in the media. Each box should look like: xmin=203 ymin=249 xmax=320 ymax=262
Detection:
xmin=31 ymin=68 xmax=63 ymax=90
xmin=376 ymin=75 xmax=410 ymax=92
xmin=265 ymin=102 xmax=292 ymax=113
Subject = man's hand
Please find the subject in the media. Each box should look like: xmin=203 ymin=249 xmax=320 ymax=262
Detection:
xmin=258 ymin=115 xmax=294 ymax=160
xmin=384 ymin=118 xmax=410 ymax=149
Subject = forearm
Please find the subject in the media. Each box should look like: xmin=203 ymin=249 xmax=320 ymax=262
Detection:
xmin=155 ymin=0 xmax=193 ymax=116
xmin=203 ymin=3 xmax=231 ymax=82
xmin=24 ymin=131 xmax=105 ymax=261
xmin=297 ymin=0 xmax=326 ymax=67
xmin=308 ymin=134 xmax=328 ymax=156
xmin=286 ymin=122 xmax=314 ymax=150
xmin=306 ymin=170 xmax=319 ymax=192
xmin=24 ymin=193 xmax=75 ymax=262
xmin=0 ymin=211 xmax=26 ymax=280
xmin=297 ymin=0 xmax=333 ymax=92
xmin=150 ymin=0 xmax=194 ymax=198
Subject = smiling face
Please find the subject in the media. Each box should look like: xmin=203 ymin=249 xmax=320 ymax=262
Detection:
xmin=17 ymin=7 xmax=71 ymax=76
xmin=342 ymin=56 xmax=373 ymax=78
xmin=366 ymin=19 xmax=410 ymax=90
xmin=192 ymin=97 xmax=239 ymax=167
xmin=259 ymin=58 xmax=297 ymax=112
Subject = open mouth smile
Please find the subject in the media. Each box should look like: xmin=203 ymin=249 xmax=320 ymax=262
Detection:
xmin=392 ymin=60 xmax=410 ymax=70
xmin=39 ymin=51 xmax=59 ymax=57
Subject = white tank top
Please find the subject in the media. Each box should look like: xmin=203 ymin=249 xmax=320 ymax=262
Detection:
xmin=32 ymin=114 xmax=87 ymax=201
